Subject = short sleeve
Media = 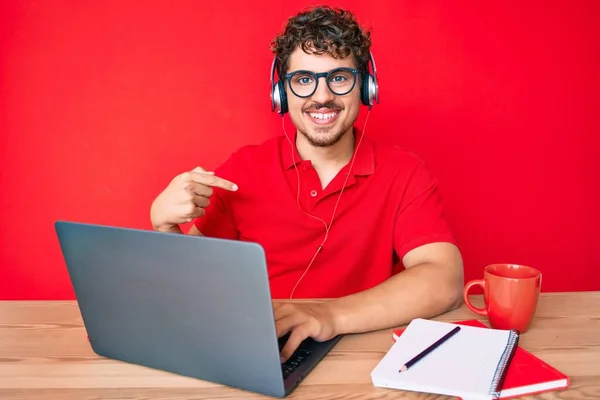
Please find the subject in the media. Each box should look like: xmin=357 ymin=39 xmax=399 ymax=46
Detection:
xmin=193 ymin=154 xmax=239 ymax=240
xmin=393 ymin=161 xmax=458 ymax=262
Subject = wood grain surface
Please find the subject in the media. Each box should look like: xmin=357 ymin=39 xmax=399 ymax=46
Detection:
xmin=1 ymin=292 xmax=598 ymax=399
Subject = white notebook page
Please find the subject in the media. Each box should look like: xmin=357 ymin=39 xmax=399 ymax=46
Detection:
xmin=371 ymin=319 xmax=512 ymax=399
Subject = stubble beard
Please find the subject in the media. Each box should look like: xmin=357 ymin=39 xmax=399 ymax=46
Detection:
xmin=299 ymin=125 xmax=346 ymax=147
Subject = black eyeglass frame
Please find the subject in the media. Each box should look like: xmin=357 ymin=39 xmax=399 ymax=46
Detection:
xmin=284 ymin=67 xmax=361 ymax=98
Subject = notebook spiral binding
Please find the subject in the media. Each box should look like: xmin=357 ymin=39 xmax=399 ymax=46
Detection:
xmin=489 ymin=329 xmax=520 ymax=398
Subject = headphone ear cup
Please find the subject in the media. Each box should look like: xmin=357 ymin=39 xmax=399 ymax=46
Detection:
xmin=278 ymin=81 xmax=288 ymax=115
xmin=361 ymin=73 xmax=374 ymax=106
xmin=271 ymin=80 xmax=288 ymax=115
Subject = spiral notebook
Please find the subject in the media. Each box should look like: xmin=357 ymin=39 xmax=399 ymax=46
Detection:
xmin=392 ymin=319 xmax=570 ymax=398
xmin=371 ymin=318 xmax=519 ymax=400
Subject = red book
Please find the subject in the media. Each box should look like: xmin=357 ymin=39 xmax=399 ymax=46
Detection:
xmin=392 ymin=319 xmax=570 ymax=399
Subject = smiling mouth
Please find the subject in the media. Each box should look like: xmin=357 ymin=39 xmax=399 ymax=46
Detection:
xmin=305 ymin=110 xmax=341 ymax=125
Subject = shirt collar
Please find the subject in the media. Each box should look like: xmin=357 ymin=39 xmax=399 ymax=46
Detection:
xmin=281 ymin=127 xmax=375 ymax=176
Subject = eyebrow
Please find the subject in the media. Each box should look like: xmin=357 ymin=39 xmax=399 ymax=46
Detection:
xmin=287 ymin=67 xmax=357 ymax=74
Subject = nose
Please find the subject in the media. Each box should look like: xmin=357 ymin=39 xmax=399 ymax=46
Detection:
xmin=311 ymin=76 xmax=336 ymax=105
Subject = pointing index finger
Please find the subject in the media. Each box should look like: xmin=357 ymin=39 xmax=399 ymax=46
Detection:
xmin=190 ymin=172 xmax=238 ymax=191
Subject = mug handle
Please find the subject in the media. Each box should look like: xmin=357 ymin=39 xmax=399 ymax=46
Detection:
xmin=463 ymin=279 xmax=487 ymax=316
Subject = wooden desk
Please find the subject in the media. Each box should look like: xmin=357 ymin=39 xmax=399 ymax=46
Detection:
xmin=0 ymin=292 xmax=598 ymax=399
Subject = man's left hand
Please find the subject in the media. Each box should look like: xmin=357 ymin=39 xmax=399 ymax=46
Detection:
xmin=273 ymin=302 xmax=338 ymax=362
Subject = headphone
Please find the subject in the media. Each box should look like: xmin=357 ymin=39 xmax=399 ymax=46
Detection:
xmin=270 ymin=52 xmax=379 ymax=115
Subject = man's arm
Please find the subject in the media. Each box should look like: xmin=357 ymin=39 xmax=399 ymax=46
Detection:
xmin=275 ymin=241 xmax=464 ymax=361
xmin=327 ymin=241 xmax=464 ymax=334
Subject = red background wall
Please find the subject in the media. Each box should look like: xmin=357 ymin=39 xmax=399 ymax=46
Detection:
xmin=1 ymin=1 xmax=599 ymax=299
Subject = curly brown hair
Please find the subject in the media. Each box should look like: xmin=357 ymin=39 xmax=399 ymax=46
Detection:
xmin=270 ymin=5 xmax=371 ymax=80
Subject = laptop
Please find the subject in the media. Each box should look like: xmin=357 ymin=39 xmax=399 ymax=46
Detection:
xmin=54 ymin=220 xmax=341 ymax=397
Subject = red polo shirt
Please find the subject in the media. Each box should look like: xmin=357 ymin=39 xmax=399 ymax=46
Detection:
xmin=194 ymin=129 xmax=458 ymax=299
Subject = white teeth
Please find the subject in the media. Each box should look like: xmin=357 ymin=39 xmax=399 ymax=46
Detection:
xmin=309 ymin=112 xmax=337 ymax=120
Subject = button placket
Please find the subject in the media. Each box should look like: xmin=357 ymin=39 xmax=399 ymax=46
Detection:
xmin=308 ymin=188 xmax=319 ymax=211
xmin=301 ymin=161 xmax=323 ymax=212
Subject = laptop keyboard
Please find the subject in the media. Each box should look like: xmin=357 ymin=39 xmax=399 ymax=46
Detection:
xmin=281 ymin=348 xmax=312 ymax=379
xmin=279 ymin=334 xmax=312 ymax=379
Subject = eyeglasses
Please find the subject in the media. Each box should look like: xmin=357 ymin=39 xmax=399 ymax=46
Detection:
xmin=284 ymin=67 xmax=360 ymax=98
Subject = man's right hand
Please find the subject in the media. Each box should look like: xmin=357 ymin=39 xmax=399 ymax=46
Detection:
xmin=150 ymin=166 xmax=238 ymax=232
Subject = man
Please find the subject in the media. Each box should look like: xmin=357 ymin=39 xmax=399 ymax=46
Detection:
xmin=150 ymin=6 xmax=464 ymax=362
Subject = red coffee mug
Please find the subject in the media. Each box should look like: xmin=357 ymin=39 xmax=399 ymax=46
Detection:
xmin=463 ymin=263 xmax=542 ymax=333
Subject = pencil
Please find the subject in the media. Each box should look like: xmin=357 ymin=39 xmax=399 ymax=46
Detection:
xmin=399 ymin=325 xmax=461 ymax=372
